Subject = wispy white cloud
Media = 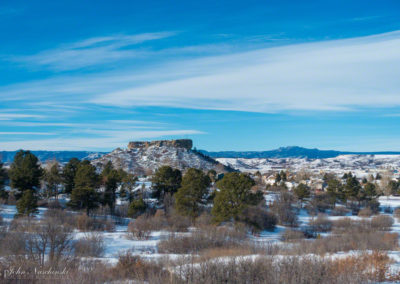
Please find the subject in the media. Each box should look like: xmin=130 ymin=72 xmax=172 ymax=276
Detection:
xmin=8 ymin=32 xmax=176 ymax=71
xmin=91 ymin=30 xmax=400 ymax=112
xmin=0 ymin=132 xmax=54 ymax=135
xmin=0 ymin=129 xmax=204 ymax=150
xmin=2 ymin=30 xmax=400 ymax=114
xmin=347 ymin=15 xmax=381 ymax=22
xmin=0 ymin=113 xmax=45 ymax=120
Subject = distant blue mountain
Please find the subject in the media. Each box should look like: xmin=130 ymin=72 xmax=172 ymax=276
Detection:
xmin=199 ymin=146 xmax=400 ymax=159
xmin=2 ymin=146 xmax=400 ymax=163
xmin=0 ymin=151 xmax=106 ymax=163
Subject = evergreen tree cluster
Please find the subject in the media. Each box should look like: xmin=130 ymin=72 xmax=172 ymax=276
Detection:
xmin=5 ymin=150 xmax=138 ymax=217
xmin=326 ymin=172 xmax=380 ymax=206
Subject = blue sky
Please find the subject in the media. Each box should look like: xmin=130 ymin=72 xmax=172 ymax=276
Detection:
xmin=1 ymin=0 xmax=400 ymax=151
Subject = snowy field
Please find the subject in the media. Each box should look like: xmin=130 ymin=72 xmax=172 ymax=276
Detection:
xmin=217 ymin=155 xmax=400 ymax=176
xmin=2 ymin=195 xmax=400 ymax=276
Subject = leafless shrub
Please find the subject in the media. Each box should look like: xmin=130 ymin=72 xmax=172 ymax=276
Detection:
xmin=171 ymin=254 xmax=387 ymax=284
xmin=114 ymin=204 xmax=129 ymax=218
xmin=6 ymin=193 xmax=17 ymax=205
xmin=195 ymin=211 xmax=213 ymax=227
xmin=238 ymin=206 xmax=277 ymax=234
xmin=358 ymin=207 xmax=373 ymax=217
xmin=47 ymin=200 xmax=63 ymax=209
xmin=371 ymin=215 xmax=393 ymax=231
xmin=281 ymin=229 xmax=305 ymax=242
xmin=74 ymin=232 xmax=105 ymax=257
xmin=4 ymin=215 xmax=73 ymax=267
xmin=270 ymin=192 xmax=298 ymax=227
xmin=394 ymin=207 xmax=400 ymax=220
xmin=309 ymin=214 xmax=332 ymax=233
xmin=64 ymin=259 xmax=112 ymax=283
xmin=330 ymin=206 xmax=350 ymax=216
xmin=128 ymin=215 xmax=153 ymax=240
xmin=166 ymin=209 xmax=191 ymax=232
xmin=109 ymin=250 xmax=168 ymax=281
xmin=332 ymin=218 xmax=355 ymax=233
xmin=307 ymin=193 xmax=334 ymax=215
xmin=76 ymin=214 xmax=115 ymax=232
xmin=158 ymin=225 xmax=246 ymax=254
xmin=0 ymin=228 xmax=26 ymax=257
xmin=294 ymin=232 xmax=398 ymax=255
xmin=333 ymin=216 xmax=393 ymax=234
xmin=44 ymin=208 xmax=75 ymax=227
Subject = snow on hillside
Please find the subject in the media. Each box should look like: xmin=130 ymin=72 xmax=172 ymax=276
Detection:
xmin=93 ymin=145 xmax=228 ymax=176
xmin=217 ymin=154 xmax=400 ymax=175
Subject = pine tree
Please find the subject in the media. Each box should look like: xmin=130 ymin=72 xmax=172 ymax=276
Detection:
xmin=212 ymin=172 xmax=262 ymax=223
xmin=16 ymin=189 xmax=38 ymax=217
xmin=100 ymin=161 xmax=121 ymax=214
xmin=62 ymin=158 xmax=80 ymax=194
xmin=275 ymin=172 xmax=282 ymax=183
xmin=0 ymin=163 xmax=8 ymax=200
xmin=9 ymin=150 xmax=42 ymax=199
xmin=43 ymin=161 xmax=62 ymax=200
xmin=120 ymin=173 xmax=138 ymax=202
xmin=74 ymin=160 xmax=98 ymax=188
xmin=363 ymin=182 xmax=377 ymax=201
xmin=280 ymin=170 xmax=287 ymax=182
xmin=128 ymin=198 xmax=146 ymax=218
xmin=388 ymin=180 xmax=399 ymax=195
xmin=326 ymin=178 xmax=345 ymax=204
xmin=344 ymin=175 xmax=361 ymax=202
xmin=68 ymin=187 xmax=99 ymax=215
xmin=151 ymin=166 xmax=182 ymax=200
xmin=293 ymin=183 xmax=310 ymax=207
xmin=68 ymin=161 xmax=100 ymax=215
xmin=175 ymin=168 xmax=210 ymax=221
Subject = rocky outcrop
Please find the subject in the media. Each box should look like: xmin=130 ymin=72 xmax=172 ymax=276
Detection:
xmin=127 ymin=139 xmax=193 ymax=150
xmin=93 ymin=139 xmax=232 ymax=176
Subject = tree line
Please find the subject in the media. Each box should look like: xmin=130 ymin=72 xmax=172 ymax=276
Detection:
xmin=0 ymin=150 xmax=273 ymax=232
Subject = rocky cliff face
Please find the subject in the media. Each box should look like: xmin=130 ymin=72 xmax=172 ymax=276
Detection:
xmin=93 ymin=140 xmax=231 ymax=176
xmin=127 ymin=139 xmax=193 ymax=150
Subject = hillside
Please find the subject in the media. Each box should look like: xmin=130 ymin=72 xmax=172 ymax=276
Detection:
xmin=92 ymin=139 xmax=232 ymax=175
xmin=201 ymin=146 xmax=400 ymax=159
xmin=217 ymin=154 xmax=400 ymax=174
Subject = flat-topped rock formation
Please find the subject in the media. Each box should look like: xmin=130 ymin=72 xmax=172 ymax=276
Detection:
xmin=127 ymin=139 xmax=193 ymax=150
xmin=93 ymin=139 xmax=232 ymax=176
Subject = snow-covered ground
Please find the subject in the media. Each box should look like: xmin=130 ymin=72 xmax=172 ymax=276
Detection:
xmin=217 ymin=155 xmax=400 ymax=176
xmin=0 ymin=204 xmax=190 ymax=263
xmin=2 ymin=195 xmax=400 ymax=274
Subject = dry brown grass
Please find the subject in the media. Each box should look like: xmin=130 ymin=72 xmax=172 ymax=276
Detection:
xmin=75 ymin=214 xmax=115 ymax=232
xmin=358 ymin=207 xmax=373 ymax=217
xmin=330 ymin=251 xmax=392 ymax=283
xmin=199 ymin=247 xmax=255 ymax=259
xmin=158 ymin=225 xmax=246 ymax=254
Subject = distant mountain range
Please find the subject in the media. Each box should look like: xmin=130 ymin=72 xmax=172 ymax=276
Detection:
xmin=0 ymin=151 xmax=106 ymax=163
xmin=199 ymin=146 xmax=400 ymax=159
xmin=2 ymin=146 xmax=400 ymax=164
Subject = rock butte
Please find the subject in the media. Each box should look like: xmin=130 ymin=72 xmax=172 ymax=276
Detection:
xmin=127 ymin=139 xmax=193 ymax=151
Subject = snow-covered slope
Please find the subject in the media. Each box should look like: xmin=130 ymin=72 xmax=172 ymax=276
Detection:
xmin=217 ymin=154 xmax=400 ymax=174
xmin=93 ymin=142 xmax=230 ymax=175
